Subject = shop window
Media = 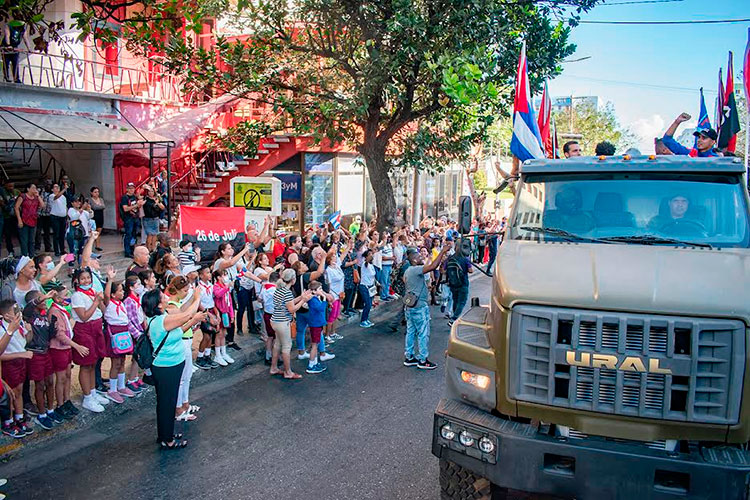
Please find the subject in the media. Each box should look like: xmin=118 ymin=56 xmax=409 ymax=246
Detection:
xmin=305 ymin=174 xmax=334 ymax=228
xmin=337 ymin=155 xmax=364 ymax=216
xmin=305 ymin=153 xmax=333 ymax=173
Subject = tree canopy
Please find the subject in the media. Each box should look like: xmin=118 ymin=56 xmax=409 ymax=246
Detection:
xmin=5 ymin=0 xmax=600 ymax=229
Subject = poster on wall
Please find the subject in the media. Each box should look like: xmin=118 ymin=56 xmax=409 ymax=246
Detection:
xmin=230 ymin=177 xmax=282 ymax=214
xmin=179 ymin=206 xmax=247 ymax=262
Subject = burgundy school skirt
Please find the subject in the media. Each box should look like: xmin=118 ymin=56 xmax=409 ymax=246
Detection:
xmin=49 ymin=347 xmax=73 ymax=373
xmin=1 ymin=358 xmax=27 ymax=388
xmin=263 ymin=312 xmax=275 ymax=338
xmin=104 ymin=324 xmax=130 ymax=359
xmin=72 ymin=318 xmax=105 ymax=366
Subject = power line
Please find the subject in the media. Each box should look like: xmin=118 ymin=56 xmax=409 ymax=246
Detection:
xmin=598 ymin=0 xmax=684 ymax=5
xmin=579 ymin=18 xmax=750 ymax=25
xmin=557 ymin=74 xmax=718 ymax=95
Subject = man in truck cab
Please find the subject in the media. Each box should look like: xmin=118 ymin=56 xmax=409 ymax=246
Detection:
xmin=661 ymin=112 xmax=718 ymax=157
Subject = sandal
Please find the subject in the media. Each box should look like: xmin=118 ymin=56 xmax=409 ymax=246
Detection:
xmin=283 ymin=372 xmax=303 ymax=380
xmin=174 ymin=433 xmax=183 ymax=440
xmin=176 ymin=411 xmax=197 ymax=422
xmin=269 ymin=368 xmax=282 ymax=376
xmin=160 ymin=439 xmax=188 ymax=450
xmin=188 ymin=405 xmax=200 ymax=413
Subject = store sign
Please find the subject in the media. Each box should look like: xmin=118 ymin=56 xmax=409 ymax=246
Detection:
xmin=179 ymin=206 xmax=247 ymax=261
xmin=275 ymin=173 xmax=302 ymax=201
xmin=229 ymin=176 xmax=282 ymax=216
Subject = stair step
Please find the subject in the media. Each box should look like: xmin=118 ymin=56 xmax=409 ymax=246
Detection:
xmin=199 ymin=177 xmax=221 ymax=183
xmin=233 ymin=161 xmax=249 ymax=166
xmin=261 ymin=143 xmax=280 ymax=149
xmin=196 ymin=183 xmax=217 ymax=188
xmin=175 ymin=189 xmax=211 ymax=195
xmin=272 ymin=136 xmax=291 ymax=143
xmin=216 ymin=172 xmax=230 ymax=177
xmin=257 ymin=150 xmax=269 ymax=154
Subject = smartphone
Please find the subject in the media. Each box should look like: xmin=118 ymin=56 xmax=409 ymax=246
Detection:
xmin=64 ymin=253 xmax=75 ymax=263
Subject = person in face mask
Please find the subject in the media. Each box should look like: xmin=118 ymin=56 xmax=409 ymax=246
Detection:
xmin=34 ymin=254 xmax=67 ymax=294
xmin=70 ymin=268 xmax=107 ymax=413
xmin=123 ymin=276 xmax=146 ymax=394
xmin=178 ymin=240 xmax=201 ymax=270
xmin=211 ymin=269 xmax=235 ymax=366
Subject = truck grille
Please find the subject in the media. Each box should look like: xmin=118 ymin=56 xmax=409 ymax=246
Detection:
xmin=508 ymin=305 xmax=745 ymax=425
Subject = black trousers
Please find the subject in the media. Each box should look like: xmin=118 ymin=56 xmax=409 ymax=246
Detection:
xmin=50 ymin=215 xmax=67 ymax=255
xmin=152 ymin=362 xmax=184 ymax=443
xmin=35 ymin=215 xmax=52 ymax=252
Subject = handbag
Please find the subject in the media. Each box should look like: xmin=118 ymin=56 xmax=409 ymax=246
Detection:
xmin=133 ymin=318 xmax=168 ymax=371
xmin=368 ymin=284 xmax=377 ymax=298
xmin=353 ymin=268 xmax=360 ymax=284
xmin=110 ymin=326 xmax=134 ymax=355
xmin=403 ymin=272 xmax=428 ymax=308
xmin=297 ymin=274 xmax=309 ymax=313
xmin=290 ymin=321 xmax=297 ymax=339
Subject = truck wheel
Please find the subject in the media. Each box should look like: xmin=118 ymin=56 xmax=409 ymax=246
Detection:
xmin=439 ymin=458 xmax=508 ymax=500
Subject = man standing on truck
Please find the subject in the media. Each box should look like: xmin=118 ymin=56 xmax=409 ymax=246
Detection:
xmin=661 ymin=112 xmax=719 ymax=157
xmin=445 ymin=245 xmax=473 ymax=327
xmin=403 ymin=242 xmax=451 ymax=370
xmin=563 ymin=141 xmax=581 ymax=158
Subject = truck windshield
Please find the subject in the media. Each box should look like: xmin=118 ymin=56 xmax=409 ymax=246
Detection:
xmin=510 ymin=172 xmax=750 ymax=248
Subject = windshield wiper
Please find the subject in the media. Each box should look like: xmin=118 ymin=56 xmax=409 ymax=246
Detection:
xmin=520 ymin=226 xmax=608 ymax=244
xmin=599 ymin=235 xmax=713 ymax=249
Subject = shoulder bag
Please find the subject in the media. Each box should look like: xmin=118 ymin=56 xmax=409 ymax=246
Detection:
xmin=133 ymin=318 xmax=168 ymax=371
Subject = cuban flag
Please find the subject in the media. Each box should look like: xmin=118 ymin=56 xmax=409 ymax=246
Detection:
xmin=694 ymin=87 xmax=711 ymax=148
xmin=537 ymin=80 xmax=553 ymax=158
xmin=329 ymin=210 xmax=341 ymax=230
xmin=510 ymin=41 xmax=545 ymax=162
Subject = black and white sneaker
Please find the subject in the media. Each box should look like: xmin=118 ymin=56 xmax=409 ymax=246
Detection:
xmin=418 ymin=359 xmax=437 ymax=370
xmin=403 ymin=357 xmax=419 ymax=367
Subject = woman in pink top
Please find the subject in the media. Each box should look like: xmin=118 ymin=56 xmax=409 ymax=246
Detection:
xmin=212 ymin=269 xmax=234 ymax=366
xmin=15 ymin=183 xmax=44 ymax=257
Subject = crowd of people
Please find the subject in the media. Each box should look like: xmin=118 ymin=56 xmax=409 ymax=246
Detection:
xmin=0 ymin=189 xmax=500 ymax=449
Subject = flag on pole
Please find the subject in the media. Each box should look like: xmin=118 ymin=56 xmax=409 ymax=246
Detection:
xmin=715 ymin=68 xmax=725 ymax=137
xmin=718 ymin=51 xmax=741 ymax=152
xmin=694 ymin=88 xmax=711 ymax=148
xmin=743 ymin=28 xmax=750 ymax=106
xmin=329 ymin=210 xmax=341 ymax=230
xmin=551 ymin=114 xmax=560 ymax=159
xmin=537 ymin=80 xmax=553 ymax=158
xmin=510 ymin=41 xmax=545 ymax=162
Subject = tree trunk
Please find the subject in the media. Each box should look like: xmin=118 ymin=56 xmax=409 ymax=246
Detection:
xmin=360 ymin=140 xmax=397 ymax=232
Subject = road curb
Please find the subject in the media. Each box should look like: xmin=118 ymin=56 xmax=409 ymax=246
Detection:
xmin=0 ymin=297 xmax=403 ymax=462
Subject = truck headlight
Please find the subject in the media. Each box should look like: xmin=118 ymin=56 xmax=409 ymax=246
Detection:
xmin=478 ymin=436 xmax=495 ymax=454
xmin=440 ymin=424 xmax=456 ymax=440
xmin=459 ymin=430 xmax=476 ymax=447
xmin=460 ymin=370 xmax=491 ymax=390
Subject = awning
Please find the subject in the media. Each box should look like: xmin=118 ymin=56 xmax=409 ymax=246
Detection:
xmin=0 ymin=109 xmax=171 ymax=144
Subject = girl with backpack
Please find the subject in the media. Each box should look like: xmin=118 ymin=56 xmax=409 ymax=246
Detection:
xmin=102 ymin=269 xmax=135 ymax=404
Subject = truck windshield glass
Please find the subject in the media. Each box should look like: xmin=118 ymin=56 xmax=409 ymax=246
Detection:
xmin=510 ymin=172 xmax=750 ymax=248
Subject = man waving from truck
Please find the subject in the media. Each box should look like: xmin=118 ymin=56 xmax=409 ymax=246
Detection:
xmin=661 ymin=112 xmax=718 ymax=157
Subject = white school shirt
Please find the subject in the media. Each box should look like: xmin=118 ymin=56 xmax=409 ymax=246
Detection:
xmin=70 ymin=290 xmax=103 ymax=322
xmin=50 ymin=195 xmax=67 ymax=217
xmin=0 ymin=319 xmax=26 ymax=354
xmin=198 ymin=281 xmax=215 ymax=309
xmin=104 ymin=300 xmax=129 ymax=326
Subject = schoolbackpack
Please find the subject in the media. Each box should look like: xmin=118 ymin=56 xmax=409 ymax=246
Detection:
xmin=445 ymin=256 xmax=465 ymax=288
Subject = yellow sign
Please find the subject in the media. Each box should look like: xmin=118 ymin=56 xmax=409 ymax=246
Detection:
xmin=232 ymin=181 xmax=273 ymax=212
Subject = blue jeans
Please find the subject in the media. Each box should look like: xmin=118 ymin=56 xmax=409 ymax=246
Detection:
xmin=358 ymin=284 xmax=372 ymax=323
xmin=236 ymin=287 xmax=253 ymax=333
xmin=295 ymin=311 xmax=326 ymax=353
xmin=451 ymin=285 xmax=469 ymax=320
xmin=123 ymin=217 xmax=137 ymax=255
xmin=379 ymin=265 xmax=392 ymax=299
xmin=405 ymin=305 xmax=431 ymax=362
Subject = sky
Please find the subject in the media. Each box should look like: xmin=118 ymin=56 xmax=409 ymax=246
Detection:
xmin=551 ymin=0 xmax=749 ymax=153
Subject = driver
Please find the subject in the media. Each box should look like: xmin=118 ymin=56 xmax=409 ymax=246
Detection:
xmin=544 ymin=188 xmax=594 ymax=233
xmin=648 ymin=194 xmax=702 ymax=234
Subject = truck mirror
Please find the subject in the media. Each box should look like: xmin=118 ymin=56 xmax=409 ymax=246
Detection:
xmin=493 ymin=179 xmax=510 ymax=194
xmin=458 ymin=196 xmax=472 ymax=234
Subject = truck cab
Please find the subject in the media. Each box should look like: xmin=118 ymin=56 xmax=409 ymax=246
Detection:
xmin=434 ymin=155 xmax=750 ymax=499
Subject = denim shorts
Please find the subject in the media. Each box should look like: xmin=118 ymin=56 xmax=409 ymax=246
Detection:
xmin=143 ymin=217 xmax=159 ymax=235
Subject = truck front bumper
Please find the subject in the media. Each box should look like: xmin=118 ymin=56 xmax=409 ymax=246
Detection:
xmin=433 ymin=398 xmax=750 ymax=500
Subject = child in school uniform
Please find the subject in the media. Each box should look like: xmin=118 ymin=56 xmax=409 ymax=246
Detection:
xmin=212 ymin=269 xmax=235 ymax=366
xmin=0 ymin=300 xmax=31 ymax=438
xmin=103 ymin=269 xmax=135 ymax=404
xmin=22 ymin=290 xmax=59 ymax=430
xmin=195 ymin=266 xmax=220 ymax=369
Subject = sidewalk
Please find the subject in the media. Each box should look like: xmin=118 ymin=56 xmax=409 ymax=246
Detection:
xmin=0 ymin=294 xmax=403 ymax=460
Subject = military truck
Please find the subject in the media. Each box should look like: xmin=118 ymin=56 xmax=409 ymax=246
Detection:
xmin=433 ymin=155 xmax=750 ymax=499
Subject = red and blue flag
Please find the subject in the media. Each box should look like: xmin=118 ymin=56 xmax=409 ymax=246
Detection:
xmin=510 ymin=42 xmax=545 ymax=162
xmin=694 ymin=87 xmax=711 ymax=148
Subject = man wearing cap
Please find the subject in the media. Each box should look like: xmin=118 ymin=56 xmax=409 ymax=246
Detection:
xmin=119 ymin=182 xmax=142 ymax=257
xmin=661 ymin=112 xmax=719 ymax=157
xmin=271 ymin=229 xmax=287 ymax=263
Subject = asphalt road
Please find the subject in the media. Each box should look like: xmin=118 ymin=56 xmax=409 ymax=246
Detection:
xmin=4 ymin=275 xmax=493 ymax=500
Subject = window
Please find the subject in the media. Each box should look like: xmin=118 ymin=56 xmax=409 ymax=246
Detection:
xmin=511 ymin=172 xmax=750 ymax=248
xmin=337 ymin=155 xmax=364 ymax=216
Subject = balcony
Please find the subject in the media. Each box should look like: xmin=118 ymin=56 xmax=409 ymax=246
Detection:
xmin=1 ymin=48 xmax=195 ymax=105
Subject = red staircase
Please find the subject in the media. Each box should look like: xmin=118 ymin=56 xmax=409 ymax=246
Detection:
xmin=171 ymin=135 xmax=315 ymax=207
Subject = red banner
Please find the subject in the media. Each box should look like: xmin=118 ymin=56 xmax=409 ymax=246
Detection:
xmin=179 ymin=206 xmax=246 ymax=262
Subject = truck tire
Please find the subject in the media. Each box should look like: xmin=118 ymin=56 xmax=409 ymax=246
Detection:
xmin=439 ymin=458 xmax=508 ymax=500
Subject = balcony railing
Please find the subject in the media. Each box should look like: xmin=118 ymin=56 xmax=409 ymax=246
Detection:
xmin=1 ymin=48 xmax=195 ymax=105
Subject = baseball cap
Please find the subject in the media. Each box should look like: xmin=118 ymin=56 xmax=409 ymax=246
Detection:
xmin=126 ymin=182 xmax=135 ymax=187
xmin=276 ymin=229 xmax=287 ymax=238
xmin=182 ymin=264 xmax=200 ymax=275
xmin=693 ymin=128 xmax=718 ymax=140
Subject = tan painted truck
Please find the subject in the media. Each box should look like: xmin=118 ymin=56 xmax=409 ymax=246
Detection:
xmin=434 ymin=155 xmax=750 ymax=499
